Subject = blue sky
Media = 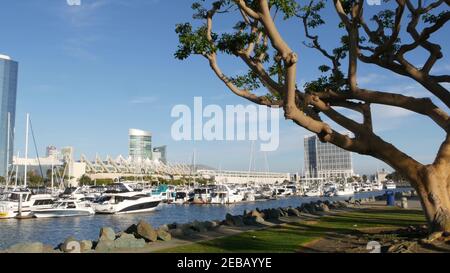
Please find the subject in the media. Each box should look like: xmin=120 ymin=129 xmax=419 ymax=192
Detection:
xmin=0 ymin=0 xmax=448 ymax=174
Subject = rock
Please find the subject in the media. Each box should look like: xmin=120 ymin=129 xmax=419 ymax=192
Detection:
xmin=159 ymin=224 xmax=170 ymax=232
xmin=265 ymin=209 xmax=281 ymax=220
xmin=170 ymin=228 xmax=184 ymax=237
xmin=43 ymin=245 xmax=60 ymax=253
xmin=204 ymin=220 xmax=219 ymax=230
xmin=95 ymin=239 xmax=114 ymax=253
xmin=124 ymin=224 xmax=138 ymax=235
xmin=191 ymin=221 xmax=208 ymax=232
xmin=247 ymin=210 xmax=263 ymax=218
xmin=401 ymin=197 xmax=408 ymax=209
xmin=168 ymin=222 xmax=178 ymax=230
xmin=243 ymin=215 xmax=265 ymax=226
xmin=99 ymin=227 xmax=116 ymax=241
xmin=114 ymin=233 xmax=146 ymax=249
xmin=60 ymin=237 xmax=80 ymax=253
xmin=316 ymin=203 xmax=330 ymax=212
xmin=136 ymin=220 xmax=158 ymax=242
xmin=7 ymin=242 xmax=44 ymax=253
xmin=287 ymin=208 xmax=301 ymax=217
xmin=80 ymin=240 xmax=93 ymax=252
xmin=157 ymin=228 xmax=172 ymax=241
xmin=336 ymin=201 xmax=348 ymax=208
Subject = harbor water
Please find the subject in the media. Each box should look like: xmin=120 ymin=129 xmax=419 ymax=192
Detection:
xmin=0 ymin=189 xmax=411 ymax=249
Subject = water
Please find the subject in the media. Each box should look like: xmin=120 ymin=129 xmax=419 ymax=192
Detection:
xmin=0 ymin=189 xmax=411 ymax=249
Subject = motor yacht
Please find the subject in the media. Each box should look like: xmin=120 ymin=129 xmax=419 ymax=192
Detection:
xmin=32 ymin=199 xmax=94 ymax=218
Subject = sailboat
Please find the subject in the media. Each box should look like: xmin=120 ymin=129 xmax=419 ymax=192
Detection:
xmin=0 ymin=114 xmax=55 ymax=219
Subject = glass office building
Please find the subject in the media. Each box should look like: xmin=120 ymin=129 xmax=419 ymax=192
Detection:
xmin=0 ymin=54 xmax=18 ymax=178
xmin=304 ymin=134 xmax=353 ymax=182
xmin=129 ymin=129 xmax=152 ymax=162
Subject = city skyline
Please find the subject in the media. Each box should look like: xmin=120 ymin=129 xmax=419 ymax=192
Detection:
xmin=0 ymin=0 xmax=448 ymax=175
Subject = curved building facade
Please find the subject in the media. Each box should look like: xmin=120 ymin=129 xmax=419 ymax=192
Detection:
xmin=129 ymin=129 xmax=152 ymax=162
xmin=0 ymin=54 xmax=18 ymax=178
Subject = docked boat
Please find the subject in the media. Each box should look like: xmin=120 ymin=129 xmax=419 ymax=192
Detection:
xmin=32 ymin=200 xmax=94 ymax=218
xmin=93 ymin=183 xmax=162 ymax=214
xmin=304 ymin=188 xmax=322 ymax=197
xmin=191 ymin=187 xmax=213 ymax=204
xmin=210 ymin=185 xmax=244 ymax=204
xmin=384 ymin=180 xmax=397 ymax=190
xmin=336 ymin=184 xmax=355 ymax=196
xmin=0 ymin=189 xmax=55 ymax=219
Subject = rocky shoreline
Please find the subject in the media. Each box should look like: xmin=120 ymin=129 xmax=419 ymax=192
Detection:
xmin=1 ymin=191 xmax=417 ymax=253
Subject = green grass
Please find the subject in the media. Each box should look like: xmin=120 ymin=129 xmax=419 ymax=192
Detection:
xmin=159 ymin=208 xmax=426 ymax=253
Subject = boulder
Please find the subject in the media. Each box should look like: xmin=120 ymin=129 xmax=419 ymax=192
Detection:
xmin=136 ymin=220 xmax=158 ymax=242
xmin=157 ymin=228 xmax=172 ymax=241
xmin=124 ymin=224 xmax=138 ymax=235
xmin=247 ymin=210 xmax=263 ymax=218
xmin=114 ymin=233 xmax=146 ymax=249
xmin=265 ymin=209 xmax=281 ymax=220
xmin=336 ymin=201 xmax=348 ymax=208
xmin=159 ymin=224 xmax=170 ymax=232
xmin=317 ymin=203 xmax=330 ymax=212
xmin=204 ymin=220 xmax=219 ymax=230
xmin=60 ymin=237 xmax=80 ymax=253
xmin=170 ymin=228 xmax=184 ymax=237
xmin=191 ymin=221 xmax=208 ymax=232
xmin=99 ymin=227 xmax=116 ymax=241
xmin=287 ymin=208 xmax=301 ymax=217
xmin=95 ymin=239 xmax=114 ymax=253
xmin=243 ymin=215 xmax=265 ymax=226
xmin=80 ymin=240 xmax=93 ymax=252
xmin=7 ymin=242 xmax=44 ymax=253
xmin=226 ymin=215 xmax=244 ymax=226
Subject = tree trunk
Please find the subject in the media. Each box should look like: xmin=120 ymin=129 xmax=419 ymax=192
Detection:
xmin=415 ymin=166 xmax=450 ymax=234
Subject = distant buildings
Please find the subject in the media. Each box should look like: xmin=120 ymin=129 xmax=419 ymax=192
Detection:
xmin=128 ymin=129 xmax=153 ymax=162
xmin=0 ymin=54 xmax=18 ymax=178
xmin=46 ymin=145 xmax=59 ymax=159
xmin=303 ymin=134 xmax=354 ymax=182
xmin=153 ymin=145 xmax=167 ymax=164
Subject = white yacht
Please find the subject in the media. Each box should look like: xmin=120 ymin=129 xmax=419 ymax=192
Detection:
xmin=32 ymin=200 xmax=94 ymax=218
xmin=384 ymin=180 xmax=397 ymax=190
xmin=304 ymin=188 xmax=322 ymax=197
xmin=93 ymin=183 xmax=162 ymax=214
xmin=335 ymin=184 xmax=355 ymax=196
xmin=171 ymin=190 xmax=190 ymax=204
xmin=0 ymin=190 xmax=55 ymax=219
xmin=191 ymin=187 xmax=213 ymax=204
xmin=210 ymin=185 xmax=244 ymax=204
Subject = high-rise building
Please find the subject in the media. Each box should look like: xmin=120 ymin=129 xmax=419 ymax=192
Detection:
xmin=304 ymin=134 xmax=353 ymax=182
xmin=153 ymin=145 xmax=167 ymax=164
xmin=0 ymin=54 xmax=18 ymax=178
xmin=46 ymin=145 xmax=59 ymax=159
xmin=129 ymin=129 xmax=152 ymax=162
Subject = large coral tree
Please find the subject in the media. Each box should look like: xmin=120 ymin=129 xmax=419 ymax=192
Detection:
xmin=175 ymin=0 xmax=450 ymax=235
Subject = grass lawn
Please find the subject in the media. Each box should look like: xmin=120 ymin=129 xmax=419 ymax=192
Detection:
xmin=158 ymin=208 xmax=426 ymax=253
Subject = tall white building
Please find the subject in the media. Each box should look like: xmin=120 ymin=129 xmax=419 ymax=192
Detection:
xmin=304 ymin=134 xmax=354 ymax=182
xmin=129 ymin=129 xmax=152 ymax=162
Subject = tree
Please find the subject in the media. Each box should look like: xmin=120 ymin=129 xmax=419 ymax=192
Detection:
xmin=175 ymin=0 xmax=450 ymax=235
xmin=79 ymin=175 xmax=93 ymax=186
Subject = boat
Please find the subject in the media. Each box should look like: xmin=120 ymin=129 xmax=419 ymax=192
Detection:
xmin=359 ymin=183 xmax=373 ymax=192
xmin=335 ymin=184 xmax=355 ymax=196
xmin=32 ymin=199 xmax=94 ymax=218
xmin=171 ymin=190 xmax=190 ymax=204
xmin=93 ymin=183 xmax=162 ymax=214
xmin=304 ymin=188 xmax=322 ymax=197
xmin=0 ymin=189 xmax=55 ymax=219
xmin=191 ymin=187 xmax=213 ymax=204
xmin=210 ymin=185 xmax=244 ymax=204
xmin=384 ymin=180 xmax=397 ymax=190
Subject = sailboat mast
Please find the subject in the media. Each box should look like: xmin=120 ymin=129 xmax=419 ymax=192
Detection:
xmin=23 ymin=113 xmax=30 ymax=188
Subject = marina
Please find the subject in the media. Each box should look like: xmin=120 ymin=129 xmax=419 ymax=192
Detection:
xmin=0 ymin=186 xmax=410 ymax=249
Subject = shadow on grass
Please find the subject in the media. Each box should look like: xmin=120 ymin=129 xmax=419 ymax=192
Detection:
xmin=161 ymin=209 xmax=427 ymax=253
